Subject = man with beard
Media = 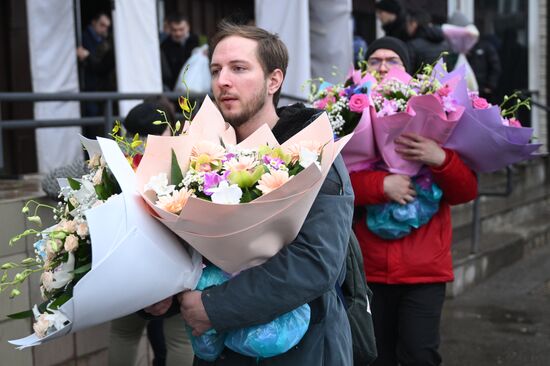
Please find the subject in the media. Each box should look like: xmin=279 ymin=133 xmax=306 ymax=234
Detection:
xmin=145 ymin=21 xmax=355 ymax=365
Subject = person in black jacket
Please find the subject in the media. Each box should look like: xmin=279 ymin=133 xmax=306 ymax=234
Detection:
xmin=145 ymin=21 xmax=355 ymax=365
xmin=375 ymin=0 xmax=409 ymax=41
xmin=467 ymin=38 xmax=502 ymax=103
xmin=405 ymin=8 xmax=451 ymax=73
xmin=161 ymin=14 xmax=199 ymax=90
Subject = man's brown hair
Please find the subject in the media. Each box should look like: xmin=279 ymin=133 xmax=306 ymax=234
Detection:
xmin=209 ymin=20 xmax=289 ymax=107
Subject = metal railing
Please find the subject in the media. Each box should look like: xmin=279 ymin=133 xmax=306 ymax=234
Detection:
xmin=0 ymin=91 xmax=309 ymax=171
xmin=0 ymin=91 xmax=199 ymax=170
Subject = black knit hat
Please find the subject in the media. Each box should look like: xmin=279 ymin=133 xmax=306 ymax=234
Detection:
xmin=123 ymin=102 xmax=168 ymax=136
xmin=365 ymin=36 xmax=412 ymax=73
xmin=375 ymin=0 xmax=402 ymax=15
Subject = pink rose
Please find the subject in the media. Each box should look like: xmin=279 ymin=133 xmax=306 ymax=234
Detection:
xmin=472 ymin=96 xmax=490 ymax=109
xmin=508 ymin=117 xmax=522 ymax=128
xmin=313 ymin=97 xmax=328 ymax=110
xmin=349 ymin=93 xmax=370 ymax=113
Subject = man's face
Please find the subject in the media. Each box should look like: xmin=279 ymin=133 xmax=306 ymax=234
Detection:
xmin=170 ymin=21 xmax=190 ymax=43
xmin=376 ymin=10 xmax=397 ymax=25
xmin=366 ymin=49 xmax=405 ymax=80
xmin=92 ymin=15 xmax=110 ymax=38
xmin=210 ymin=36 xmax=270 ymax=127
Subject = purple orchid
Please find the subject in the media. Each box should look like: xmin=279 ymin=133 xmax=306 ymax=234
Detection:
xmin=203 ymin=171 xmax=229 ymax=196
xmin=262 ymin=155 xmax=284 ymax=170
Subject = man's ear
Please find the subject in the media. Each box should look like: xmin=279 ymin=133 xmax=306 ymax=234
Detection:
xmin=267 ymin=69 xmax=284 ymax=96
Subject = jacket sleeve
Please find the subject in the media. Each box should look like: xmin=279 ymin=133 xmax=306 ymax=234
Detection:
xmin=201 ymin=156 xmax=354 ymax=332
xmin=430 ymin=148 xmax=478 ymax=205
xmin=349 ymin=170 xmax=389 ymax=206
xmin=485 ymin=42 xmax=502 ymax=90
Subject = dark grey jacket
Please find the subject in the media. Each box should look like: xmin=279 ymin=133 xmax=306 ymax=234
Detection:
xmin=408 ymin=25 xmax=451 ymax=73
xmin=197 ymin=105 xmax=355 ymax=365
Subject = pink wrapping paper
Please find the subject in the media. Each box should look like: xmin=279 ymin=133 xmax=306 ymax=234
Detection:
xmin=371 ymin=94 xmax=465 ymax=176
xmin=135 ymin=97 xmax=352 ymax=273
xmin=341 ymin=107 xmax=379 ymax=173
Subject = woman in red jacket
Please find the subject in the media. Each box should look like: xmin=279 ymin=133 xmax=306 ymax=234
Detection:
xmin=353 ymin=37 xmax=478 ymax=366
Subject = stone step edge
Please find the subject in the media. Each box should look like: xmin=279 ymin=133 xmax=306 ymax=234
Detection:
xmin=447 ymin=223 xmax=550 ymax=298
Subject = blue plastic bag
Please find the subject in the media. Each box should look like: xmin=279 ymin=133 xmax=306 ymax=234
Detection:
xmin=189 ymin=266 xmax=230 ymax=361
xmin=189 ymin=266 xmax=311 ymax=360
xmin=367 ymin=176 xmax=442 ymax=239
xmin=224 ymin=303 xmax=310 ymax=358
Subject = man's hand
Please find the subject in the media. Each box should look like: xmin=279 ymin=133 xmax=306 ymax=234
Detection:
xmin=143 ymin=296 xmax=173 ymax=316
xmin=76 ymin=46 xmax=90 ymax=62
xmin=394 ymin=132 xmax=446 ymax=168
xmin=383 ymin=174 xmax=416 ymax=205
xmin=179 ymin=291 xmax=212 ymax=336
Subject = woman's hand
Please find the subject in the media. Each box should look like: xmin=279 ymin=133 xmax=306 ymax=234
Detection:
xmin=394 ymin=132 xmax=446 ymax=168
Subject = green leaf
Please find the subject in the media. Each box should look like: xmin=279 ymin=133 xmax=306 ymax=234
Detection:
xmin=7 ymin=308 xmax=34 ymax=319
xmin=152 ymin=120 xmax=163 ymax=125
xmin=71 ymin=263 xmax=91 ymax=275
xmin=171 ymin=149 xmax=184 ymax=186
xmin=67 ymin=177 xmax=81 ymax=190
xmin=48 ymin=292 xmax=72 ymax=310
xmin=94 ymin=184 xmax=107 ymax=201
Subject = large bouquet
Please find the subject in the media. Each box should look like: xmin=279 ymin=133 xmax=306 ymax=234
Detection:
xmin=3 ymin=134 xmax=202 ymax=348
xmin=133 ymin=96 xmax=351 ymax=274
xmin=311 ymin=60 xmax=540 ymax=239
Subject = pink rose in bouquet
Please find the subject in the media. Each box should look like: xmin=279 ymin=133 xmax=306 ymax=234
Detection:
xmin=472 ymin=95 xmax=490 ymax=109
xmin=349 ymin=93 xmax=370 ymax=113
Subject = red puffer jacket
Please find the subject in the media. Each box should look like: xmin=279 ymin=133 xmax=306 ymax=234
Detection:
xmin=350 ymin=149 xmax=478 ymax=284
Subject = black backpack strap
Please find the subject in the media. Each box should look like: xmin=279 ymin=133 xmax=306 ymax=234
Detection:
xmin=342 ymin=232 xmax=378 ymax=365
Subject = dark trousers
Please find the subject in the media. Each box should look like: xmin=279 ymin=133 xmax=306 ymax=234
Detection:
xmin=370 ymin=283 xmax=446 ymax=366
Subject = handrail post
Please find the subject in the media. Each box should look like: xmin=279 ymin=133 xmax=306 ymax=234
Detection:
xmin=104 ymin=99 xmax=113 ymax=136
xmin=0 ymin=125 xmax=4 ymax=171
xmin=470 ymin=197 xmax=480 ymax=254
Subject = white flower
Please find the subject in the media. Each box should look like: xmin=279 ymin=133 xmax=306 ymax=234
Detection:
xmin=209 ymin=181 xmax=243 ymax=204
xmin=299 ymin=147 xmax=321 ymax=170
xmin=33 ymin=313 xmax=50 ymax=338
xmin=144 ymin=173 xmax=176 ymax=196
xmin=92 ymin=167 xmax=104 ymax=185
xmin=64 ymin=234 xmax=79 ymax=252
xmin=43 ymin=253 xmax=75 ymax=291
xmin=40 ymin=271 xmax=54 ymax=291
xmin=32 ymin=305 xmax=70 ymax=338
xmin=76 ymin=222 xmax=89 ymax=238
xmin=87 ymin=154 xmax=101 ymax=169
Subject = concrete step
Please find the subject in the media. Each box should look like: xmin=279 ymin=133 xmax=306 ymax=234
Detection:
xmin=446 ymin=157 xmax=550 ymax=297
xmin=448 ymin=206 xmax=550 ymax=297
